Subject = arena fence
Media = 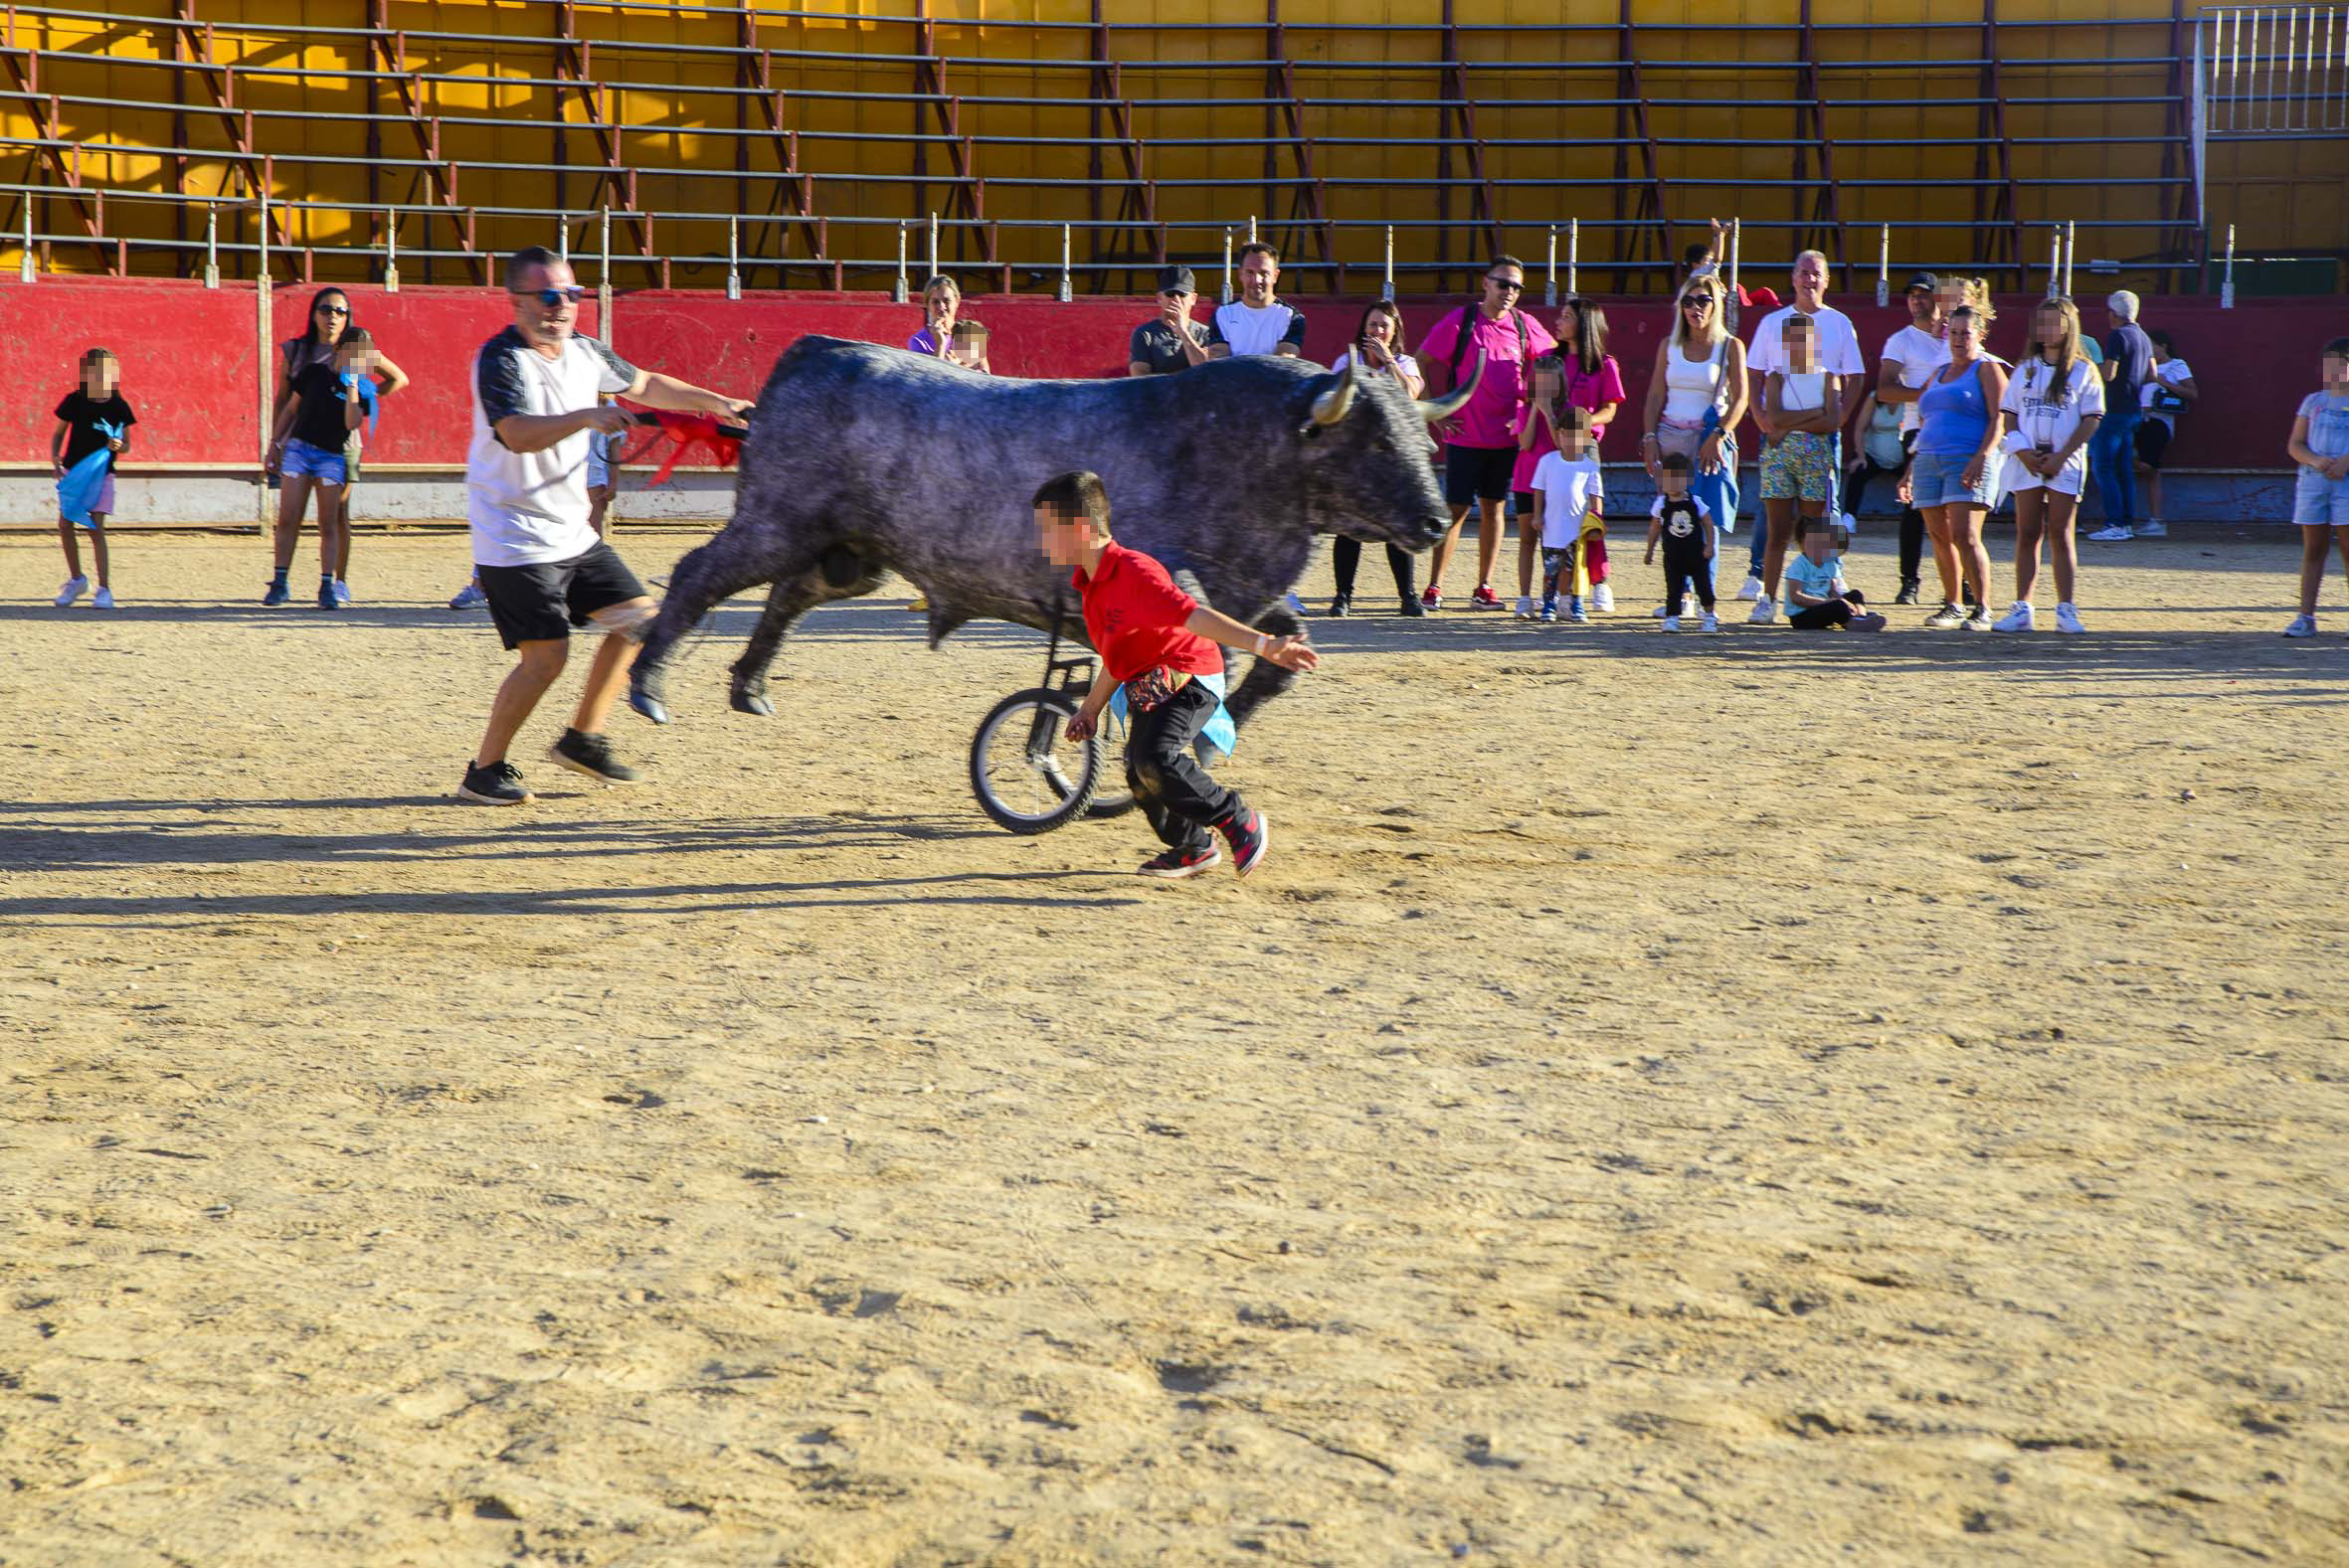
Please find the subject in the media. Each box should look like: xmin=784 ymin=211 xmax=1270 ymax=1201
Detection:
xmin=2 ymin=1 xmax=2337 ymax=298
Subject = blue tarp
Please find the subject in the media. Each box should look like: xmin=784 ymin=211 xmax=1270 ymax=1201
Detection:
xmin=57 ymin=419 xmax=124 ymax=528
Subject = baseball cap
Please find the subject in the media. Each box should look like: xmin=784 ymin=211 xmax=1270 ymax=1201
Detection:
xmin=1903 ymin=271 xmax=1939 ymax=293
xmin=1156 ymin=265 xmax=1196 ymax=295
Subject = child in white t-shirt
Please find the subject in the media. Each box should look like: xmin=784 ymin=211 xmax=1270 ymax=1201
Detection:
xmin=1531 ymin=407 xmax=1604 ymax=623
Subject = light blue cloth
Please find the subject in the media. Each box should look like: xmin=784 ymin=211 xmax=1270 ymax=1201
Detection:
xmin=340 ymin=371 xmax=380 ymax=436
xmin=57 ymin=419 xmax=123 ymax=528
xmin=1109 ymin=669 xmax=1238 ymax=759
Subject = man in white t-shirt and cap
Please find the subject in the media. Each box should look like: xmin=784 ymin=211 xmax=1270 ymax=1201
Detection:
xmin=456 ymin=246 xmax=753 ymax=806
xmin=1741 ymin=250 xmax=1866 ymax=609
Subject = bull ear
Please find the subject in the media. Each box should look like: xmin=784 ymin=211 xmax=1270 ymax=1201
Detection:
xmin=1419 ymin=348 xmax=1486 ymax=422
xmin=1300 ymin=361 xmax=1357 ymax=435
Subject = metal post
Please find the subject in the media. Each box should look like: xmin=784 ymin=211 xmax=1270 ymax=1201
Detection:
xmin=1725 ymin=218 xmax=1742 ymax=335
xmin=1248 ymin=214 xmax=1257 ymax=243
xmin=2048 ymin=225 xmax=2063 ymax=299
xmin=927 ymin=211 xmax=938 ymax=278
xmin=2063 ymin=219 xmax=2077 ymax=298
xmin=383 ymin=208 xmax=399 ymax=293
xmin=598 ymin=205 xmax=613 ymax=337
xmin=726 ymin=214 xmax=742 ymax=300
xmin=258 ymin=187 xmax=271 ymax=282
xmin=1057 ymin=222 xmax=1072 ymax=303
xmin=1876 ymin=223 xmax=1890 ymax=307
xmin=1567 ymin=218 xmax=1578 ymax=298
xmin=1221 ymin=228 xmax=1234 ymax=304
xmin=17 ymin=196 xmax=30 ymax=282
xmin=893 ymin=222 xmax=909 ymax=303
xmin=558 ymin=216 xmax=569 ymax=265
xmin=1544 ymin=225 xmax=1558 ymax=307
xmin=202 ymin=205 xmax=218 ymax=288
xmin=2222 ymin=223 xmax=2236 ymax=308
xmin=1381 ymin=226 xmax=1394 ymax=302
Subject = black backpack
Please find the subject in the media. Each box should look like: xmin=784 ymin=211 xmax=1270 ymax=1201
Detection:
xmin=1446 ymin=302 xmax=1530 ymax=385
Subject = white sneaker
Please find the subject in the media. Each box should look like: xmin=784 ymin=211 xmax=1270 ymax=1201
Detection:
xmin=1661 ymin=614 xmax=1681 ymax=632
xmin=54 ymin=575 xmax=88 ymax=608
xmin=332 ymin=578 xmax=353 ymax=606
xmin=2284 ymin=612 xmax=2317 ymax=638
xmin=1737 ymin=574 xmax=1765 ymax=602
xmin=1513 ymin=596 xmax=1536 ymax=620
xmin=1838 ymin=510 xmax=1859 ymax=536
xmin=92 ymin=587 xmax=115 ymax=610
xmin=2086 ymin=525 xmax=2133 ymax=542
xmin=1746 ymin=597 xmax=1776 ymax=625
xmin=1652 ymin=599 xmax=1684 ymax=618
xmin=2054 ymin=602 xmax=2086 ymax=634
xmin=2135 ymin=520 xmax=2167 ymax=538
xmin=1591 ymin=583 xmax=1614 ymax=613
xmin=1700 ymin=610 xmax=1719 ymax=632
xmin=1992 ymin=601 xmax=2034 ymax=633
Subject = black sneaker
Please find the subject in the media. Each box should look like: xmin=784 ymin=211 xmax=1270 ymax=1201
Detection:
xmin=1398 ymin=595 xmax=1427 ymax=618
xmin=457 ymin=759 xmax=533 ymax=805
xmin=1326 ymin=596 xmax=1350 ymax=618
xmin=549 ymin=728 xmax=641 ymax=784
xmin=1894 ymin=578 xmax=1920 ymax=607
xmin=1137 ymin=843 xmax=1221 ymax=880
xmin=1217 ymin=807 xmax=1269 ymax=879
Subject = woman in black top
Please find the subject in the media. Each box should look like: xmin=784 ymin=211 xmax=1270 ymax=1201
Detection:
xmin=263 ymin=329 xmax=375 ymax=610
xmin=269 ymin=287 xmax=410 ymax=604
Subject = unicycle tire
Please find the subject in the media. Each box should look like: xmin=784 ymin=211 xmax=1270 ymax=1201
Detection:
xmin=970 ymin=687 xmax=1099 ymax=835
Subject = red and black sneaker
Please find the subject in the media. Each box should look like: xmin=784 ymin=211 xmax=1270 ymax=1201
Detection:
xmin=1217 ymin=807 xmax=1270 ymax=879
xmin=1137 ymin=843 xmax=1220 ymax=880
xmin=1471 ymin=583 xmax=1502 ymax=609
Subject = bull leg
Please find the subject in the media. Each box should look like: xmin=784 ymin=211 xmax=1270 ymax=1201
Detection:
xmin=1221 ymin=605 xmax=1307 ymax=733
xmin=731 ymin=545 xmax=890 ymax=716
xmin=630 ymin=535 xmax=790 ymax=726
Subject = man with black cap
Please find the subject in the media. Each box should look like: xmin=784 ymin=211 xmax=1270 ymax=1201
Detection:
xmin=1129 ymin=266 xmax=1211 ymax=376
xmin=1874 ymin=271 xmax=1953 ymax=605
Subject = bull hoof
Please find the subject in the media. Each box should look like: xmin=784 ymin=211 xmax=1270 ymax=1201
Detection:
xmin=628 ymin=688 xmax=669 ymax=726
xmin=730 ymin=688 xmax=773 ymax=717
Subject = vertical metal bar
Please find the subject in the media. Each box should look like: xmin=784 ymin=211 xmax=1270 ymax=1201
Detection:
xmin=2048 ymin=224 xmax=2062 ymax=299
xmin=1381 ymin=225 xmax=1394 ymax=302
xmin=1726 ymin=218 xmax=1740 ymax=336
xmin=2222 ymin=222 xmax=2236 ymax=306
xmin=927 ymin=210 xmax=938 ymax=278
xmin=19 ymin=195 xmax=33 ymax=283
xmin=383 ymin=206 xmax=399 ymax=293
xmin=1877 ymin=222 xmax=1890 ymax=307
xmin=204 ymin=203 xmax=217 ymax=287
xmin=1057 ymin=222 xmax=1071 ymax=303
xmin=1544 ymin=225 xmax=1557 ymax=307
xmin=2064 ymin=219 xmax=2076 ymax=297
xmin=1222 ymin=227 xmax=1234 ymax=303
xmin=559 ymin=214 xmax=569 ymax=264
xmin=598 ymin=203 xmax=613 ymax=335
xmin=1567 ymin=218 xmax=1578 ymax=297
xmin=727 ymin=214 xmax=742 ymax=299
xmin=893 ymin=221 xmax=909 ymax=302
xmin=1248 ymin=214 xmax=1258 ymax=243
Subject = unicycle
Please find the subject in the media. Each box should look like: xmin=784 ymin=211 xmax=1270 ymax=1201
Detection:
xmin=969 ymin=618 xmax=1137 ymax=834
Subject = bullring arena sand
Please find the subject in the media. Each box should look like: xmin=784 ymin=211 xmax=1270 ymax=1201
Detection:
xmin=2 ymin=523 xmax=2345 ymax=1568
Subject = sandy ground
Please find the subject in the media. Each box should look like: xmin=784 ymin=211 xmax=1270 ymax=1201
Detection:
xmin=2 ymin=524 xmax=2347 ymax=1567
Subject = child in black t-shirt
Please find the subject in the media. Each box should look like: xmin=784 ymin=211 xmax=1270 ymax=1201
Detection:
xmin=263 ymin=329 xmax=374 ymax=610
xmin=1643 ymin=451 xmax=1717 ymax=632
xmin=50 ymin=347 xmax=136 ymax=608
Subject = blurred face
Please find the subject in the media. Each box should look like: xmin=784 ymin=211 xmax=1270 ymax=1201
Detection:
xmin=2325 ymin=352 xmax=2349 ymax=391
xmin=1481 ymin=263 xmax=1526 ymax=317
xmin=1947 ymin=315 xmax=1981 ymax=361
xmin=313 ymin=292 xmax=351 ymax=341
xmin=2031 ymin=308 xmax=2066 ymax=358
xmin=1239 ymin=252 xmax=1279 ymax=306
xmin=1906 ymin=285 xmax=1936 ymax=326
xmin=1785 ymin=321 xmax=1818 ymax=373
xmin=1791 ymin=254 xmax=1827 ymax=308
xmin=1660 ymin=466 xmax=1690 ymax=498
xmin=1553 ymin=422 xmax=1586 ymax=458
xmin=1934 ymin=281 xmax=1966 ymax=326
xmin=1533 ymin=364 xmax=1561 ymax=405
xmin=336 ymin=343 xmax=379 ymax=377
xmin=81 ymin=354 xmax=118 ymax=397
xmin=509 ymin=260 xmax=584 ymax=353
xmin=1801 ymin=526 xmax=1833 ymax=563
xmin=1035 ymin=505 xmax=1094 ymax=568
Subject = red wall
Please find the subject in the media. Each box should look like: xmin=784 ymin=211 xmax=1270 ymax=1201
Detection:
xmin=1 ymin=277 xmax=2338 ymax=471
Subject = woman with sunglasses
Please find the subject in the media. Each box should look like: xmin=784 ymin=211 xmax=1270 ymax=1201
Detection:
xmin=1639 ymin=279 xmax=1748 ymax=615
xmin=269 ymin=287 xmax=410 ymax=605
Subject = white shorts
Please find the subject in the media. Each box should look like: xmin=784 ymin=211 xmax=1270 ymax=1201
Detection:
xmin=2000 ymin=451 xmax=2086 ymax=499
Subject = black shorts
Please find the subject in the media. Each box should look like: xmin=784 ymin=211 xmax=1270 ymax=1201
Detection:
xmin=1445 ymin=442 xmax=1518 ymax=507
xmin=2134 ymin=419 xmax=2172 ymax=469
xmin=476 ymin=539 xmax=646 ymax=650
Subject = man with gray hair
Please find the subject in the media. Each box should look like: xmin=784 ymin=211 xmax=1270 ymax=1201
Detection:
xmin=455 ymin=245 xmax=753 ymax=805
xmin=2086 ymin=289 xmax=2158 ymax=541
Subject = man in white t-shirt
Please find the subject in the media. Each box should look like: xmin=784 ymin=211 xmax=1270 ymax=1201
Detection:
xmin=1741 ymin=251 xmax=1865 ymax=602
xmin=457 ymin=246 xmax=752 ymax=806
xmin=1204 ymin=244 xmax=1308 ymax=360
xmin=1874 ymin=271 xmax=1952 ymax=603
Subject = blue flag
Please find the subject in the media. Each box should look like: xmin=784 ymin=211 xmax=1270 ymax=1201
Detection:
xmin=57 ymin=419 xmax=124 ymax=528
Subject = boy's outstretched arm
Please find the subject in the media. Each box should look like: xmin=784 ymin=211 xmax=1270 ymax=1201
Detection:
xmin=1184 ymin=606 xmax=1319 ymax=672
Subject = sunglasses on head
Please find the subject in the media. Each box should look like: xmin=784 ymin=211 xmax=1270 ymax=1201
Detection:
xmin=512 ymin=286 xmax=587 ymax=308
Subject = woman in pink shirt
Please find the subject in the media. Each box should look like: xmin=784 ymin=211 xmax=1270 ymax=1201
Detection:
xmin=1512 ymin=298 xmax=1624 ymax=614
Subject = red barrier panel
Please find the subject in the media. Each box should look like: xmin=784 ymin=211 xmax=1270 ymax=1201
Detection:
xmin=2 ymin=278 xmax=2338 ymax=471
xmin=0 ymin=276 xmax=262 ymax=464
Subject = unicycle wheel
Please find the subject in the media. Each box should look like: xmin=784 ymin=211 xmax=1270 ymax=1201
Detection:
xmin=970 ymin=687 xmax=1101 ymax=834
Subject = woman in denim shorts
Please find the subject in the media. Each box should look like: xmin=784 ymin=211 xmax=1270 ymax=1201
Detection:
xmin=2283 ymin=335 xmax=2349 ymax=637
xmin=1907 ymin=304 xmax=2008 ymax=629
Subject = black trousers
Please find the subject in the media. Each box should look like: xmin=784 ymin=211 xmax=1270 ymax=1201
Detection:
xmin=1127 ymin=678 xmax=1241 ymax=853
xmin=1789 ymin=587 xmax=1867 ymax=628
xmin=1661 ymin=539 xmax=1717 ymax=611
xmin=1332 ymin=536 xmax=1415 ymax=600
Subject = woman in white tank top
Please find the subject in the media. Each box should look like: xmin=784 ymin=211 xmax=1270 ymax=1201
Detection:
xmin=1640 ymin=278 xmax=1749 ymax=608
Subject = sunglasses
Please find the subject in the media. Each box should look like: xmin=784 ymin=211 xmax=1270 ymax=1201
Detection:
xmin=1681 ymin=297 xmax=1714 ymax=310
xmin=1486 ymin=276 xmax=1525 ymax=291
xmin=512 ymin=286 xmax=587 ymax=308
xmin=316 ymin=303 xmax=350 ymax=316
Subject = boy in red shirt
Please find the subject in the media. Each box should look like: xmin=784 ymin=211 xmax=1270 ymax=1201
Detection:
xmin=1040 ymin=470 xmax=1317 ymax=880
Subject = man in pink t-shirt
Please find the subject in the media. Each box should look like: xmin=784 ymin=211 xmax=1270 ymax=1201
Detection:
xmin=1415 ymin=256 xmax=1556 ymax=609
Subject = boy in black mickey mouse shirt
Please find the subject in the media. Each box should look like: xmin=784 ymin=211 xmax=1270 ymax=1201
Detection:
xmin=1644 ymin=451 xmax=1717 ymax=632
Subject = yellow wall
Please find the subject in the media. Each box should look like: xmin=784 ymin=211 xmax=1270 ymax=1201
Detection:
xmin=2 ymin=0 xmax=2334 ymax=290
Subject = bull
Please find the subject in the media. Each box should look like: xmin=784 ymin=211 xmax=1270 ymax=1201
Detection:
xmin=626 ymin=336 xmax=1477 ymax=732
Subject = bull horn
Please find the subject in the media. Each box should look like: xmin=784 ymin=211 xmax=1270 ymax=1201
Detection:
xmin=1307 ymin=361 xmax=1358 ymax=428
xmin=1419 ymin=349 xmax=1487 ymax=423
